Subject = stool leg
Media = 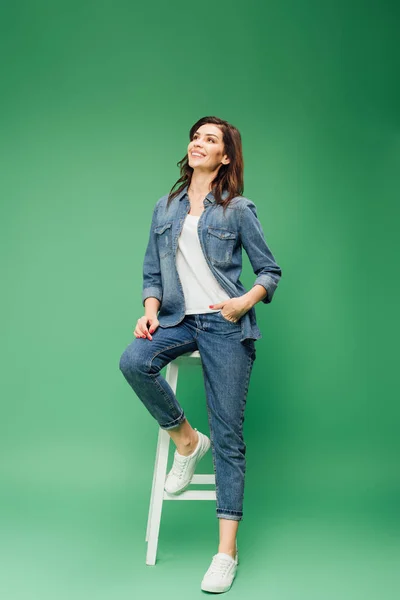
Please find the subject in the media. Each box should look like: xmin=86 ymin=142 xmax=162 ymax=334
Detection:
xmin=146 ymin=427 xmax=170 ymax=565
xmin=145 ymin=361 xmax=179 ymax=543
xmin=145 ymin=361 xmax=179 ymax=565
xmin=165 ymin=360 xmax=179 ymax=395
xmin=145 ymin=428 xmax=164 ymax=544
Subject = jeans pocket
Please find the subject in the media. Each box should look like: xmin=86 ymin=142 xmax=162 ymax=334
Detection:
xmin=219 ymin=310 xmax=241 ymax=326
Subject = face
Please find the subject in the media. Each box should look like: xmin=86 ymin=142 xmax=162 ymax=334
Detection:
xmin=187 ymin=123 xmax=230 ymax=171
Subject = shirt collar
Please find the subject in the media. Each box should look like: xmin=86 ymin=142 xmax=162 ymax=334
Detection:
xmin=177 ymin=184 xmax=228 ymax=204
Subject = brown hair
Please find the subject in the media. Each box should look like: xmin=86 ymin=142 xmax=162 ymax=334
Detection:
xmin=167 ymin=116 xmax=244 ymax=210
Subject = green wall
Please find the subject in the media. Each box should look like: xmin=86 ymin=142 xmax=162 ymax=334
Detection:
xmin=1 ymin=1 xmax=398 ymax=598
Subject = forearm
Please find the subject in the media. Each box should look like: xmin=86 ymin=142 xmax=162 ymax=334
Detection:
xmin=241 ymin=284 xmax=268 ymax=310
xmin=240 ymin=201 xmax=282 ymax=305
xmin=144 ymin=297 xmax=160 ymax=317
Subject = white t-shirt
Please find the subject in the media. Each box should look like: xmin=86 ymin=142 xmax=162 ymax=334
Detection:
xmin=176 ymin=214 xmax=230 ymax=314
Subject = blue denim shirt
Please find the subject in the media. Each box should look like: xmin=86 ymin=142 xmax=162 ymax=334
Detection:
xmin=142 ymin=184 xmax=282 ymax=343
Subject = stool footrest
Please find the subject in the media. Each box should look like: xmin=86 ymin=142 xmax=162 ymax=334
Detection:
xmin=164 ymin=490 xmax=216 ymax=500
xmin=191 ymin=474 xmax=215 ymax=484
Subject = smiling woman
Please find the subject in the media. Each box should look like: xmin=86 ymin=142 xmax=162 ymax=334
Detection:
xmin=119 ymin=115 xmax=282 ymax=593
xmin=169 ymin=116 xmax=245 ymax=213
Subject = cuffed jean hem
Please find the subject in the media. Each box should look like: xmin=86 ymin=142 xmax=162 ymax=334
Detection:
xmin=159 ymin=411 xmax=186 ymax=430
xmin=216 ymin=510 xmax=243 ymax=521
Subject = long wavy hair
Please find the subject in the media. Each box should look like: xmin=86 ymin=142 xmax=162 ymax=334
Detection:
xmin=167 ymin=116 xmax=244 ymax=211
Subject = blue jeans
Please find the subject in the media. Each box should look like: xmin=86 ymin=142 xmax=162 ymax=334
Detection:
xmin=119 ymin=311 xmax=257 ymax=521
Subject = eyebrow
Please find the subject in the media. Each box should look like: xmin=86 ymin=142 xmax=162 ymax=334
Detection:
xmin=194 ymin=131 xmax=220 ymax=139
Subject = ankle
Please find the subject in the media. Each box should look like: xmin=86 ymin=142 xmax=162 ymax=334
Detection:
xmin=176 ymin=430 xmax=198 ymax=456
xmin=218 ymin=544 xmax=236 ymax=559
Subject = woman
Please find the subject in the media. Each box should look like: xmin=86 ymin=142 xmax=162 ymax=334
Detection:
xmin=119 ymin=116 xmax=282 ymax=593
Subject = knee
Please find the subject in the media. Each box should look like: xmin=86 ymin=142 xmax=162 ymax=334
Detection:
xmin=212 ymin=428 xmax=246 ymax=460
xmin=119 ymin=342 xmax=150 ymax=378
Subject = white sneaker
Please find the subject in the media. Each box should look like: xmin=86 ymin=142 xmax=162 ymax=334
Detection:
xmin=164 ymin=428 xmax=211 ymax=495
xmin=201 ymin=549 xmax=239 ymax=593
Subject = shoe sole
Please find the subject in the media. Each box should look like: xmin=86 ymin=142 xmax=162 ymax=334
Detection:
xmin=165 ymin=433 xmax=211 ymax=495
xmin=201 ymin=582 xmax=234 ymax=593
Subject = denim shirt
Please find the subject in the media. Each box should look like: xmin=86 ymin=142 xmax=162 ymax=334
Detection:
xmin=142 ymin=184 xmax=282 ymax=343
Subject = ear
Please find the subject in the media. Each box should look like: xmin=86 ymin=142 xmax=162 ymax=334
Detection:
xmin=222 ymin=155 xmax=230 ymax=165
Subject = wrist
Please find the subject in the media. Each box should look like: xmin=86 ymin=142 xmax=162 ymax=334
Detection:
xmin=241 ymin=294 xmax=254 ymax=311
xmin=241 ymin=285 xmax=267 ymax=310
xmin=144 ymin=297 xmax=161 ymax=318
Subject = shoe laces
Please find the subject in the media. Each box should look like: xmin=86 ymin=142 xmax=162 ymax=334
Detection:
xmin=171 ymin=452 xmax=189 ymax=479
xmin=207 ymin=553 xmax=233 ymax=577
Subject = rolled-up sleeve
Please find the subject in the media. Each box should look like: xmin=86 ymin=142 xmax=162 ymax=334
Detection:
xmin=142 ymin=201 xmax=163 ymax=306
xmin=239 ymin=200 xmax=282 ymax=304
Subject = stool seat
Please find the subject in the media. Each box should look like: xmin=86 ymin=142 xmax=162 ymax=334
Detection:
xmin=145 ymin=350 xmax=216 ymax=565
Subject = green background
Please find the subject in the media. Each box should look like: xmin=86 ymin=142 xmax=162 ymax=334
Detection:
xmin=1 ymin=1 xmax=398 ymax=598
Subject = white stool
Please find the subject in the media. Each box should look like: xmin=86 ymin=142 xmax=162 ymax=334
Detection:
xmin=145 ymin=350 xmax=216 ymax=565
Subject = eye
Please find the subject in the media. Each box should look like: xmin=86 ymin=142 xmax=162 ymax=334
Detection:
xmin=191 ymin=134 xmax=216 ymax=143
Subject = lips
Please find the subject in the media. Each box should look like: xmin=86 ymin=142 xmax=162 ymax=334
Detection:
xmin=191 ymin=151 xmax=206 ymax=157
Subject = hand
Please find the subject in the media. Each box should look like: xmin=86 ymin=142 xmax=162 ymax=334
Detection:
xmin=134 ymin=314 xmax=159 ymax=340
xmin=209 ymin=297 xmax=250 ymax=323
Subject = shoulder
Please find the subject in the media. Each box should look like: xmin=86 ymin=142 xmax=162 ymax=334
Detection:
xmin=147 ymin=194 xmax=170 ymax=218
xmin=230 ymin=196 xmax=258 ymax=221
xmin=236 ymin=197 xmax=263 ymax=233
xmin=227 ymin=195 xmax=257 ymax=210
xmin=154 ymin=193 xmax=169 ymax=211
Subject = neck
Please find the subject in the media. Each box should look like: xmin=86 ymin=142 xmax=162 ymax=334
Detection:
xmin=188 ymin=171 xmax=217 ymax=197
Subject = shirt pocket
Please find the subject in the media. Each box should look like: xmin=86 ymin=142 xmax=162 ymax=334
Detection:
xmin=154 ymin=222 xmax=173 ymax=258
xmin=206 ymin=226 xmax=237 ymax=265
